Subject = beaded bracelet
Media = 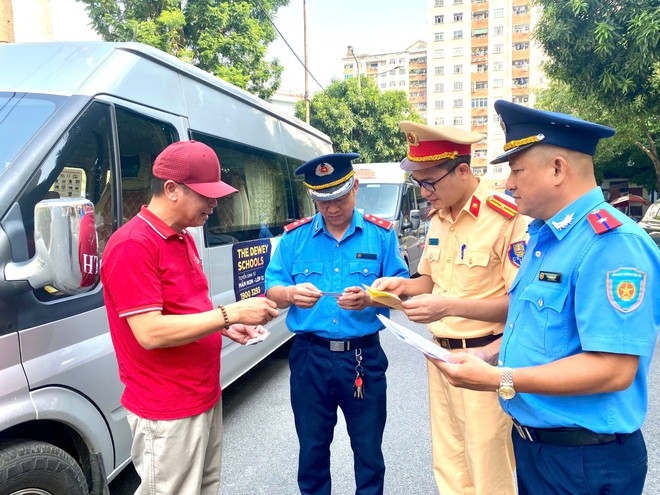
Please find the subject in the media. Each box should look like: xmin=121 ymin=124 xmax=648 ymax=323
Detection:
xmin=218 ymin=304 xmax=230 ymax=330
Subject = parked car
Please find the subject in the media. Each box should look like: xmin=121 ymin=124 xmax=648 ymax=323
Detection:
xmin=353 ymin=163 xmax=430 ymax=275
xmin=638 ymin=199 xmax=660 ymax=247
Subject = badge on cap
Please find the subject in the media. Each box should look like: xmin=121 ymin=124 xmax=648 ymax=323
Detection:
xmin=315 ymin=163 xmax=334 ymax=177
xmin=407 ymin=131 xmax=420 ymax=146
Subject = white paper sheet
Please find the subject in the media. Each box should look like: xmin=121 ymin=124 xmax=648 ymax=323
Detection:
xmin=377 ymin=314 xmax=452 ymax=362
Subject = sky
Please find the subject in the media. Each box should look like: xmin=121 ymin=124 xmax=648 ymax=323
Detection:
xmin=45 ymin=0 xmax=428 ymax=93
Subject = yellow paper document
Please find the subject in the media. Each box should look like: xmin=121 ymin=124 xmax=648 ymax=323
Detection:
xmin=363 ymin=284 xmax=404 ymax=310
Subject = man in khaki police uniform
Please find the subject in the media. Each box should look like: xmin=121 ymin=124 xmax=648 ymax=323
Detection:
xmin=373 ymin=122 xmax=528 ymax=494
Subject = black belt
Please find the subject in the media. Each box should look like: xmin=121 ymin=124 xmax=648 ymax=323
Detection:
xmin=513 ymin=420 xmax=635 ymax=446
xmin=297 ymin=332 xmax=380 ymax=352
xmin=434 ymin=333 xmax=501 ymax=350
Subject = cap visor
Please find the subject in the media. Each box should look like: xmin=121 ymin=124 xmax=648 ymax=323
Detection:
xmin=400 ymin=157 xmax=448 ymax=171
xmin=309 ymin=177 xmax=355 ymax=201
xmin=490 ymin=143 xmax=539 ymax=164
xmin=186 ymin=181 xmax=238 ymax=198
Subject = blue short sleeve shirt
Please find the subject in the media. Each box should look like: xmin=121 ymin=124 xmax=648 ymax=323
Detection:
xmin=500 ymin=188 xmax=660 ymax=433
xmin=265 ymin=210 xmax=409 ymax=339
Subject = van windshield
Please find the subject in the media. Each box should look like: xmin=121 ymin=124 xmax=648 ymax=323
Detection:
xmin=0 ymin=93 xmax=61 ymax=179
xmin=356 ymin=183 xmax=401 ymax=220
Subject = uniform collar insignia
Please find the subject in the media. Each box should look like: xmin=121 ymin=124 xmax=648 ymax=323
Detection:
xmin=551 ymin=213 xmax=574 ymax=230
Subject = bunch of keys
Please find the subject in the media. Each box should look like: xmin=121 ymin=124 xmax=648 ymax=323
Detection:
xmin=353 ymin=348 xmax=365 ymax=399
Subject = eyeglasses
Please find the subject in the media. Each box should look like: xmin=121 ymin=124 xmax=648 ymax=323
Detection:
xmin=407 ymin=163 xmax=461 ymax=192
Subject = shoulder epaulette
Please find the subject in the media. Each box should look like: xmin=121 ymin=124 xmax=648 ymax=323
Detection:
xmin=364 ymin=214 xmax=393 ymax=230
xmin=486 ymin=194 xmax=518 ymax=220
xmin=283 ymin=216 xmax=313 ymax=233
xmin=587 ymin=209 xmax=622 ymax=234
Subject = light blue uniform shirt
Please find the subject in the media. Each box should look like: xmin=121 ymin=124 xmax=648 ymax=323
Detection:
xmin=265 ymin=210 xmax=409 ymax=339
xmin=500 ymin=188 xmax=660 ymax=433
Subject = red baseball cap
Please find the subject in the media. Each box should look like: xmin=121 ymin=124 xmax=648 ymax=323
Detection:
xmin=153 ymin=141 xmax=238 ymax=198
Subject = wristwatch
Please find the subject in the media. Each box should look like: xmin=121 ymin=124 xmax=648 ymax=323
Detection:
xmin=497 ymin=367 xmax=516 ymax=400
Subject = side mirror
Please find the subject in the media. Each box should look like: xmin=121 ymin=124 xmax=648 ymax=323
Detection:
xmin=5 ymin=198 xmax=99 ymax=295
xmin=410 ymin=209 xmax=421 ymax=230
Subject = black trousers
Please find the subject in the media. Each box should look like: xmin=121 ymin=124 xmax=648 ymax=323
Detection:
xmin=289 ymin=335 xmax=388 ymax=495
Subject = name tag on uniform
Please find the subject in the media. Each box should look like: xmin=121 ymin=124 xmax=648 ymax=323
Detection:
xmin=357 ymin=253 xmax=377 ymax=260
xmin=428 ymin=238 xmax=439 ymax=246
xmin=539 ymin=271 xmax=562 ymax=283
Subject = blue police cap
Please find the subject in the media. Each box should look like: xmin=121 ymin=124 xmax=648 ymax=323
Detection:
xmin=295 ymin=153 xmax=359 ymax=201
xmin=491 ymin=100 xmax=615 ymax=164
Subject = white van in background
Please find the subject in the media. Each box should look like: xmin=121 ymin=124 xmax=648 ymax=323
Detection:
xmin=0 ymin=41 xmax=332 ymax=494
xmin=354 ymin=162 xmax=429 ymax=275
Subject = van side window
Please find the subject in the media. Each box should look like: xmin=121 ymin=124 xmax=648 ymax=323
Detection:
xmin=190 ymin=132 xmax=315 ymax=245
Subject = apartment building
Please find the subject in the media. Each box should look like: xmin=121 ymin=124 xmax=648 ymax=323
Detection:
xmin=341 ymin=41 xmax=428 ymax=121
xmin=427 ymin=0 xmax=546 ymax=177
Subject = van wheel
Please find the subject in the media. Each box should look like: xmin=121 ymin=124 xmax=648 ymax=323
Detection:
xmin=0 ymin=440 xmax=89 ymax=495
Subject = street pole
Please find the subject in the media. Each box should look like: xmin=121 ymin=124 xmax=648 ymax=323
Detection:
xmin=348 ymin=45 xmax=360 ymax=95
xmin=303 ymin=0 xmax=310 ymax=123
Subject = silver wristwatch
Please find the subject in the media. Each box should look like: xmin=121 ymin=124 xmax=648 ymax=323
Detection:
xmin=497 ymin=367 xmax=516 ymax=400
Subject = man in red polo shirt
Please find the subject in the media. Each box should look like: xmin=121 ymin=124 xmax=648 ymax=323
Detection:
xmin=101 ymin=140 xmax=279 ymax=495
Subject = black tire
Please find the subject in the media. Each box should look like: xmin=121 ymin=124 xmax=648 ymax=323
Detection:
xmin=0 ymin=440 xmax=89 ymax=495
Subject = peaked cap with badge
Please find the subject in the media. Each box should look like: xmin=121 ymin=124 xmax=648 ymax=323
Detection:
xmin=399 ymin=121 xmax=484 ymax=171
xmin=491 ymin=100 xmax=615 ymax=164
xmin=295 ymin=152 xmax=359 ymax=201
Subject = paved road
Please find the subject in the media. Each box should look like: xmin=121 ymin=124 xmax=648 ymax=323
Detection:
xmin=111 ymin=311 xmax=660 ymax=494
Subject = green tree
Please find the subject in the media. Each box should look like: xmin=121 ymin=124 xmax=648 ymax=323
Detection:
xmin=534 ymin=0 xmax=660 ymax=192
xmin=297 ymin=76 xmax=423 ymax=163
xmin=76 ymin=0 xmax=288 ymax=99
xmin=537 ymin=81 xmax=658 ymax=193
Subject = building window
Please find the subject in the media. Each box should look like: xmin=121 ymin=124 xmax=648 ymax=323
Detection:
xmin=435 ymin=15 xmax=445 ymax=23
xmin=471 ymin=116 xmax=488 ymax=126
xmin=453 ymin=64 xmax=463 ymax=74
xmin=434 ymin=49 xmax=445 ymax=58
xmin=471 ymin=97 xmax=488 ymax=108
xmin=476 ymin=63 xmax=488 ymax=73
xmin=454 ymin=81 xmax=463 ymax=91
xmin=435 ymin=0 xmax=444 ymax=5
xmin=513 ymin=5 xmax=530 ymax=15
xmin=435 ymin=66 xmax=445 ymax=75
xmin=472 ymin=11 xmax=488 ymax=21
xmin=514 ymin=42 xmax=530 ymax=51
xmin=454 ymin=116 xmax=464 ymax=125
xmin=435 ymin=117 xmax=445 ymax=125
xmin=493 ymin=44 xmax=504 ymax=53
xmin=472 ymin=28 xmax=488 ymax=38
xmin=390 ymin=81 xmax=397 ymax=87
xmin=493 ymin=26 xmax=504 ymax=35
xmin=494 ymin=8 xmax=504 ymax=17
xmin=453 ymin=0 xmax=463 ymax=4
xmin=513 ymin=59 xmax=529 ymax=71
xmin=513 ymin=95 xmax=529 ymax=104
xmin=435 ymin=83 xmax=445 ymax=92
xmin=380 ymin=83 xmax=387 ymax=89
xmin=399 ymin=80 xmax=406 ymax=86
xmin=453 ymin=99 xmax=463 ymax=108
xmin=435 ymin=100 xmax=445 ymax=109
xmin=472 ymin=47 xmax=488 ymax=57
xmin=453 ymin=30 xmax=463 ymax=39
xmin=493 ymin=78 xmax=504 ymax=88
xmin=514 ymin=24 xmax=530 ymax=33
xmin=493 ymin=61 xmax=504 ymax=71
xmin=512 ymin=77 xmax=529 ymax=87
xmin=473 ymin=81 xmax=487 ymax=90
xmin=453 ymin=12 xmax=463 ymax=22
xmin=434 ymin=32 xmax=445 ymax=41
xmin=453 ymin=47 xmax=463 ymax=57
xmin=399 ymin=67 xmax=406 ymax=75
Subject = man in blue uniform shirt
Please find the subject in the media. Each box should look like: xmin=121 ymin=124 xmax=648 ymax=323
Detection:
xmin=265 ymin=153 xmax=409 ymax=495
xmin=430 ymin=100 xmax=660 ymax=494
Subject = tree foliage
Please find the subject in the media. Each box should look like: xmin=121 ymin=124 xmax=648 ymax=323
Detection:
xmin=533 ymin=0 xmax=660 ymax=192
xmin=296 ymin=76 xmax=423 ymax=163
xmin=536 ymin=81 xmax=659 ymax=193
xmin=76 ymin=0 xmax=288 ymax=99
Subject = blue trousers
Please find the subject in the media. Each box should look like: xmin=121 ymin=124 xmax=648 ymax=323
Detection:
xmin=289 ymin=335 xmax=388 ymax=495
xmin=513 ymin=429 xmax=647 ymax=494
